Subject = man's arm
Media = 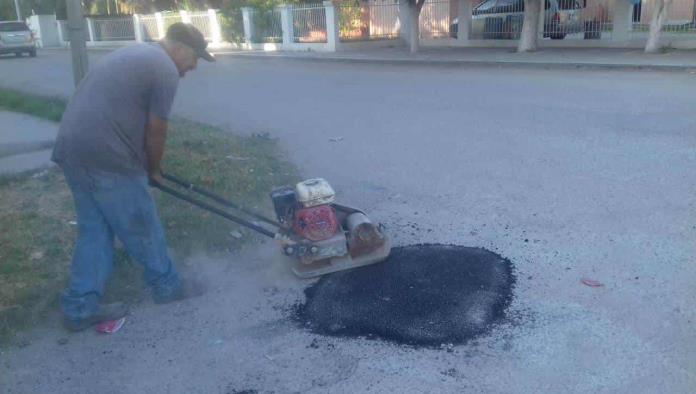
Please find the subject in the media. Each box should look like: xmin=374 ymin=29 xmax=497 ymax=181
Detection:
xmin=145 ymin=114 xmax=168 ymax=185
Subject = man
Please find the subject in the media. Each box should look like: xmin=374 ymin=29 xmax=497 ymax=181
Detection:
xmin=51 ymin=23 xmax=215 ymax=331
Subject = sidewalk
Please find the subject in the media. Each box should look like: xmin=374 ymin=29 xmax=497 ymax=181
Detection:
xmin=0 ymin=111 xmax=58 ymax=175
xmin=58 ymin=43 xmax=696 ymax=71
xmin=214 ymin=46 xmax=696 ymax=71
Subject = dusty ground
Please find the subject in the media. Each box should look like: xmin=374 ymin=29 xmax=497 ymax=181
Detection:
xmin=1 ymin=50 xmax=695 ymax=393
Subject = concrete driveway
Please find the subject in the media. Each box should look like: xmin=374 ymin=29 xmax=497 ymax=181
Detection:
xmin=1 ymin=49 xmax=695 ymax=393
xmin=0 ymin=111 xmax=57 ymax=174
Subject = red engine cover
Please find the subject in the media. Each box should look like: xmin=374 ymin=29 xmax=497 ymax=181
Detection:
xmin=293 ymin=205 xmax=339 ymax=241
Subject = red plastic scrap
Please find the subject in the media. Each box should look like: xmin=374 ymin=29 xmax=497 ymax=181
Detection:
xmin=95 ymin=317 xmax=126 ymax=334
xmin=581 ymin=278 xmax=603 ymax=288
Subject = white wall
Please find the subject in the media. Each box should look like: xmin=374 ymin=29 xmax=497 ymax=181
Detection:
xmin=26 ymin=15 xmax=61 ymax=48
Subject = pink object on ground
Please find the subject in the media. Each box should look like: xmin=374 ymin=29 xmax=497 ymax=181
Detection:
xmin=95 ymin=317 xmax=126 ymax=334
xmin=581 ymin=278 xmax=603 ymax=287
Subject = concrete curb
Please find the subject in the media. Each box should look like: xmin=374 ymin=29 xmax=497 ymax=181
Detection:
xmin=0 ymin=149 xmax=55 ymax=175
xmin=0 ymin=141 xmax=55 ymax=158
xmin=47 ymin=47 xmax=696 ymax=72
xmin=216 ymin=51 xmax=696 ymax=72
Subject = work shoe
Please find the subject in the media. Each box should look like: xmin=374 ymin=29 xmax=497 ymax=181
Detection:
xmin=63 ymin=302 xmax=129 ymax=332
xmin=153 ymin=278 xmax=205 ymax=305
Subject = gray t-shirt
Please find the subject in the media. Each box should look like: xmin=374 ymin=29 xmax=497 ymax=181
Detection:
xmin=52 ymin=43 xmax=179 ymax=175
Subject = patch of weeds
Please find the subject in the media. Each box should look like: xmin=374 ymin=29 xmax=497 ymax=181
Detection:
xmin=0 ymin=88 xmax=65 ymax=122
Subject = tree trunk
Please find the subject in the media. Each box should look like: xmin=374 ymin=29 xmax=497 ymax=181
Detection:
xmin=410 ymin=3 xmax=419 ymax=53
xmin=518 ymin=0 xmax=541 ymax=52
xmin=361 ymin=0 xmax=371 ymax=39
xmin=409 ymin=0 xmax=426 ymax=54
xmin=645 ymin=0 xmax=674 ymax=53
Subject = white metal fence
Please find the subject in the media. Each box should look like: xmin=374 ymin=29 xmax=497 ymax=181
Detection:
xmin=251 ymin=8 xmax=283 ymax=42
xmin=468 ymin=0 xmax=523 ymax=39
xmin=338 ymin=0 xmax=401 ymax=41
xmin=57 ymin=20 xmax=69 ymax=42
xmin=57 ymin=10 xmax=221 ymax=44
xmin=574 ymin=0 xmax=614 ymax=41
xmin=339 ymin=1 xmax=370 ymax=40
xmin=50 ymin=1 xmax=696 ymax=50
xmin=91 ymin=17 xmax=135 ymax=41
xmin=370 ymin=0 xmax=401 ymax=38
xmin=465 ymin=0 xmax=613 ymax=41
xmin=539 ymin=0 xmax=615 ymax=41
xmin=420 ymin=0 xmax=451 ymax=38
xmin=139 ymin=15 xmax=159 ymax=41
xmin=465 ymin=0 xmax=696 ymax=41
xmin=222 ymin=11 xmax=245 ymax=42
xmin=162 ymin=13 xmax=183 ymax=32
xmin=292 ymin=4 xmax=328 ymax=43
xmin=631 ymin=0 xmax=696 ymax=38
xmin=55 ymin=5 xmax=335 ymax=50
xmin=189 ymin=11 xmax=214 ymax=39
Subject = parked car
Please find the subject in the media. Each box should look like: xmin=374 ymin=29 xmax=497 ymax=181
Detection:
xmin=450 ymin=0 xmax=584 ymax=40
xmin=0 ymin=21 xmax=37 ymax=57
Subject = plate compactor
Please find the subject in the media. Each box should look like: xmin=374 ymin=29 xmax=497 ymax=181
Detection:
xmin=154 ymin=174 xmax=391 ymax=278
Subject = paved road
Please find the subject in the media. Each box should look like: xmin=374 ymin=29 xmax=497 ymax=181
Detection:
xmin=2 ymin=49 xmax=695 ymax=393
xmin=0 ymin=111 xmax=57 ymax=174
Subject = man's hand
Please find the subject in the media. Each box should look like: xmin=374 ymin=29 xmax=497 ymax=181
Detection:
xmin=148 ymin=171 xmax=164 ymax=187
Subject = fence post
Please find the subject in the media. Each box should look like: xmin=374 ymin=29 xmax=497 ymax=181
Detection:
xmin=180 ymin=10 xmax=191 ymax=24
xmin=457 ymin=0 xmax=472 ymax=41
xmin=208 ymin=9 xmax=223 ymax=45
xmin=26 ymin=15 xmax=42 ymax=47
xmin=56 ymin=20 xmax=64 ymax=44
xmin=155 ymin=12 xmax=165 ymax=39
xmin=280 ymin=5 xmax=293 ymax=46
xmin=133 ymin=14 xmax=143 ymax=42
xmin=538 ymin=0 xmax=545 ymax=41
xmin=86 ymin=17 xmax=95 ymax=42
xmin=399 ymin=0 xmax=412 ymax=46
xmin=612 ymin=0 xmax=633 ymax=42
xmin=324 ymin=0 xmax=339 ymax=51
xmin=241 ymin=7 xmax=254 ymax=44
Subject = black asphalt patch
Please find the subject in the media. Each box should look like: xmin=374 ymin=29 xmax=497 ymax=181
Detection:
xmin=294 ymin=244 xmax=515 ymax=347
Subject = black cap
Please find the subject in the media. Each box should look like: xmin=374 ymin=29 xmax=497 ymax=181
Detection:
xmin=165 ymin=22 xmax=215 ymax=62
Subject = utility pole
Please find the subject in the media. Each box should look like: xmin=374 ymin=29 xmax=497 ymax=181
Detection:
xmin=13 ymin=0 xmax=22 ymax=20
xmin=66 ymin=0 xmax=89 ymax=87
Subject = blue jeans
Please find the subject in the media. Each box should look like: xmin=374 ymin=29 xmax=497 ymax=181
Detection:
xmin=60 ymin=163 xmax=180 ymax=321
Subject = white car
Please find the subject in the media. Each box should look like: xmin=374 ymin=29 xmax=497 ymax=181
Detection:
xmin=0 ymin=21 xmax=37 ymax=57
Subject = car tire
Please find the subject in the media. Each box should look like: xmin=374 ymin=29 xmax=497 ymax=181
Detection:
xmin=29 ymin=49 xmax=36 ymax=57
xmin=14 ymin=52 xmax=22 ymax=57
xmin=550 ymin=33 xmax=566 ymax=40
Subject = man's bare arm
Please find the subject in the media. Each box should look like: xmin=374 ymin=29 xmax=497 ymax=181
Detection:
xmin=145 ymin=114 xmax=168 ymax=185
